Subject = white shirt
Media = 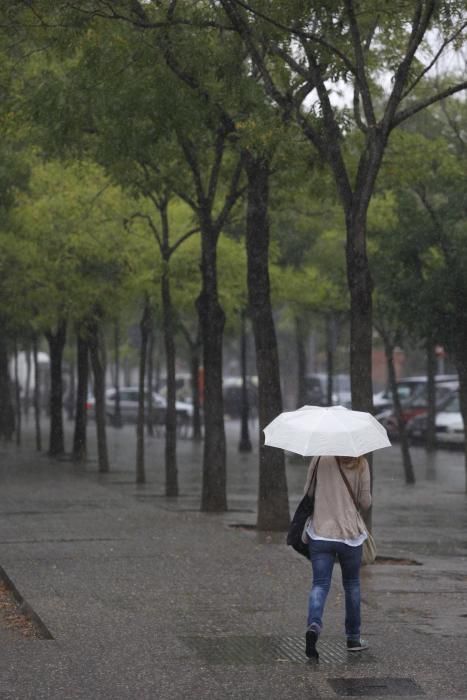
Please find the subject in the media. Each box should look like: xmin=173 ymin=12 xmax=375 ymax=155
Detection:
xmin=306 ymin=519 xmax=367 ymax=547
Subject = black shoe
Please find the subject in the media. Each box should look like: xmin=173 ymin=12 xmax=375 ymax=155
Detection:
xmin=305 ymin=629 xmax=319 ymax=659
xmin=347 ymin=638 xmax=369 ymax=651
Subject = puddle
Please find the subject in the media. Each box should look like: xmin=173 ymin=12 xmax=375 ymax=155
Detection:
xmin=373 ymin=556 xmax=422 ymax=566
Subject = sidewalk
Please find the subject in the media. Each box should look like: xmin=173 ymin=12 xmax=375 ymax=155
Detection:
xmin=0 ymin=423 xmax=466 ymax=699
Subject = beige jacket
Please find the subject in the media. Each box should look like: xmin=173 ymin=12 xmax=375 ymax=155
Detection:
xmin=302 ymin=455 xmax=372 ymax=542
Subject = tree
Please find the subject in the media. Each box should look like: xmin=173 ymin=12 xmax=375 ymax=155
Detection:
xmin=126 ymin=194 xmax=200 ymax=493
xmin=8 ymin=157 xmax=138 ymax=466
xmin=0 ymin=27 xmax=30 ymax=440
xmin=5 ymin=0 xmax=293 ymax=525
xmin=218 ymin=0 xmax=467 ymax=414
xmin=371 ymin=110 xmax=467 ymax=488
xmin=25 ymin=15 xmax=244 ymax=510
xmin=391 ymin=117 xmax=467 ymax=490
xmin=72 ymin=330 xmax=89 ymax=462
xmin=160 ymin=12 xmax=292 ymax=527
xmin=270 ymin=152 xmax=350 ymax=408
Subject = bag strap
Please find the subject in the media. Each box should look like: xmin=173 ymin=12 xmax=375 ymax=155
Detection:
xmin=307 ymin=456 xmax=321 ymax=495
xmin=336 ymin=459 xmax=360 ymax=512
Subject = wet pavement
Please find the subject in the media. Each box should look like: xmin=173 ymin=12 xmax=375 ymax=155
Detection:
xmin=0 ymin=418 xmax=466 ymax=698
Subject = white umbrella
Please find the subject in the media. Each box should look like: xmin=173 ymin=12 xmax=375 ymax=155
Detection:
xmin=263 ymin=405 xmax=391 ymax=457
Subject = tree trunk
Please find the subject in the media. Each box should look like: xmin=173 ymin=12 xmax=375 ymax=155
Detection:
xmin=239 ymin=309 xmax=252 ymax=452
xmin=32 ymin=335 xmax=42 ymax=451
xmin=13 ymin=340 xmax=21 ymax=446
xmin=72 ymin=332 xmax=89 ymax=462
xmin=136 ymin=301 xmax=151 ymax=485
xmin=382 ymin=334 xmax=415 ymax=485
xmin=123 ymin=356 xmax=131 ymax=386
xmin=146 ymin=323 xmax=154 ymax=437
xmin=425 ymin=341 xmax=437 ymax=452
xmin=45 ymin=320 xmax=67 ymax=456
xmin=161 ymin=269 xmax=178 ymax=496
xmin=190 ymin=333 xmax=203 ymax=441
xmin=245 ymin=152 xmax=289 ymax=530
xmin=66 ymin=355 xmax=76 ymax=421
xmin=326 ymin=314 xmax=337 ymax=406
xmin=24 ymin=347 xmax=31 ymax=419
xmin=88 ymin=321 xmax=109 ymax=473
xmin=346 ymin=212 xmax=374 ymax=413
xmin=454 ymin=358 xmax=467 ymax=494
xmin=154 ymin=345 xmax=161 ymax=392
xmin=295 ymin=315 xmax=307 ymax=408
xmin=112 ymin=321 xmax=122 ymax=428
xmin=180 ymin=322 xmax=203 ymax=441
xmin=0 ymin=334 xmax=14 ymax=441
xmin=197 ymin=219 xmax=227 ymax=512
xmin=346 ymin=209 xmax=375 ymax=528
xmin=448 ymin=333 xmax=467 ymax=492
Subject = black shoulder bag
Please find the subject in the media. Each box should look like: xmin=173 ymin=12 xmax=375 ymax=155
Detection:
xmin=286 ymin=457 xmax=320 ymax=559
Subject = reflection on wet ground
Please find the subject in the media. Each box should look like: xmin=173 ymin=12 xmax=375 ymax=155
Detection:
xmin=9 ymin=418 xmax=467 ymax=566
xmin=2 ymin=418 xmax=467 ymax=698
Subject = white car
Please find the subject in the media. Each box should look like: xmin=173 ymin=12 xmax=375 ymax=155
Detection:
xmin=87 ymin=387 xmax=193 ymax=425
xmin=373 ymin=375 xmax=458 ymax=414
xmin=406 ymin=392 xmax=464 ymax=445
xmin=434 ymin=394 xmax=464 ymax=445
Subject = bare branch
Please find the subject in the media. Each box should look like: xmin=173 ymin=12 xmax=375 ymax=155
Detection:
xmin=160 ymin=23 xmax=236 ymax=136
xmin=169 ymin=226 xmax=200 ymax=256
xmin=293 ymin=80 xmax=315 ymax=107
xmin=178 ymin=135 xmax=207 ymax=207
xmin=146 ymin=189 xmax=165 ymax=212
xmin=126 ymin=211 xmax=162 ymax=250
xmin=171 ymin=186 xmax=198 ymax=213
xmin=269 ymin=44 xmax=311 ymax=81
xmin=225 ymin=0 xmax=358 ymax=76
xmin=294 ymin=109 xmax=325 ymax=157
xmin=402 ymin=19 xmax=467 ymax=99
xmin=344 ymin=0 xmax=375 ymax=127
xmin=219 ymin=0 xmax=291 ymax=113
xmin=304 ymin=54 xmax=353 ymax=204
xmin=62 ymin=1 xmax=233 ymax=31
xmin=207 ymin=129 xmax=227 ymax=208
xmin=439 ymin=99 xmax=467 ymax=156
xmin=382 ymin=0 xmax=436 ymax=134
xmin=214 ymin=153 xmax=245 ymax=233
xmin=353 ymin=86 xmax=368 ymax=134
xmin=352 ymin=14 xmax=378 ymax=134
xmin=392 ymin=80 xmax=467 ymax=128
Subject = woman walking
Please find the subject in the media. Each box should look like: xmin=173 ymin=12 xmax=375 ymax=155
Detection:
xmin=303 ymin=454 xmax=371 ymax=659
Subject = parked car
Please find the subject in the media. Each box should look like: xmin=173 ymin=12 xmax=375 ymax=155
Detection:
xmin=407 ymin=392 xmax=464 ymax=446
xmin=373 ymin=374 xmax=458 ymax=414
xmin=304 ymin=373 xmax=351 ymax=407
xmin=87 ymin=387 xmax=193 ymax=426
xmin=377 ymin=379 xmax=458 ymax=439
xmin=435 ymin=393 xmax=464 ymax=445
xmin=373 ymin=376 xmax=435 ymax=414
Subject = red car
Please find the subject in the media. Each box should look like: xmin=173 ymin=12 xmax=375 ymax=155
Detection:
xmin=377 ymin=379 xmax=458 ymax=438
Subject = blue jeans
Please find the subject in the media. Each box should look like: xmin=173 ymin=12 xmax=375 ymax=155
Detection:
xmin=307 ymin=538 xmax=362 ymax=640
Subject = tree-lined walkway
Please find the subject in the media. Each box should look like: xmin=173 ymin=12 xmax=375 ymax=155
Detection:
xmin=0 ymin=424 xmax=465 ymax=698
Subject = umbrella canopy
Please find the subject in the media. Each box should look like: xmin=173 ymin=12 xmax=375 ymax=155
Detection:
xmin=263 ymin=405 xmax=391 ymax=457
